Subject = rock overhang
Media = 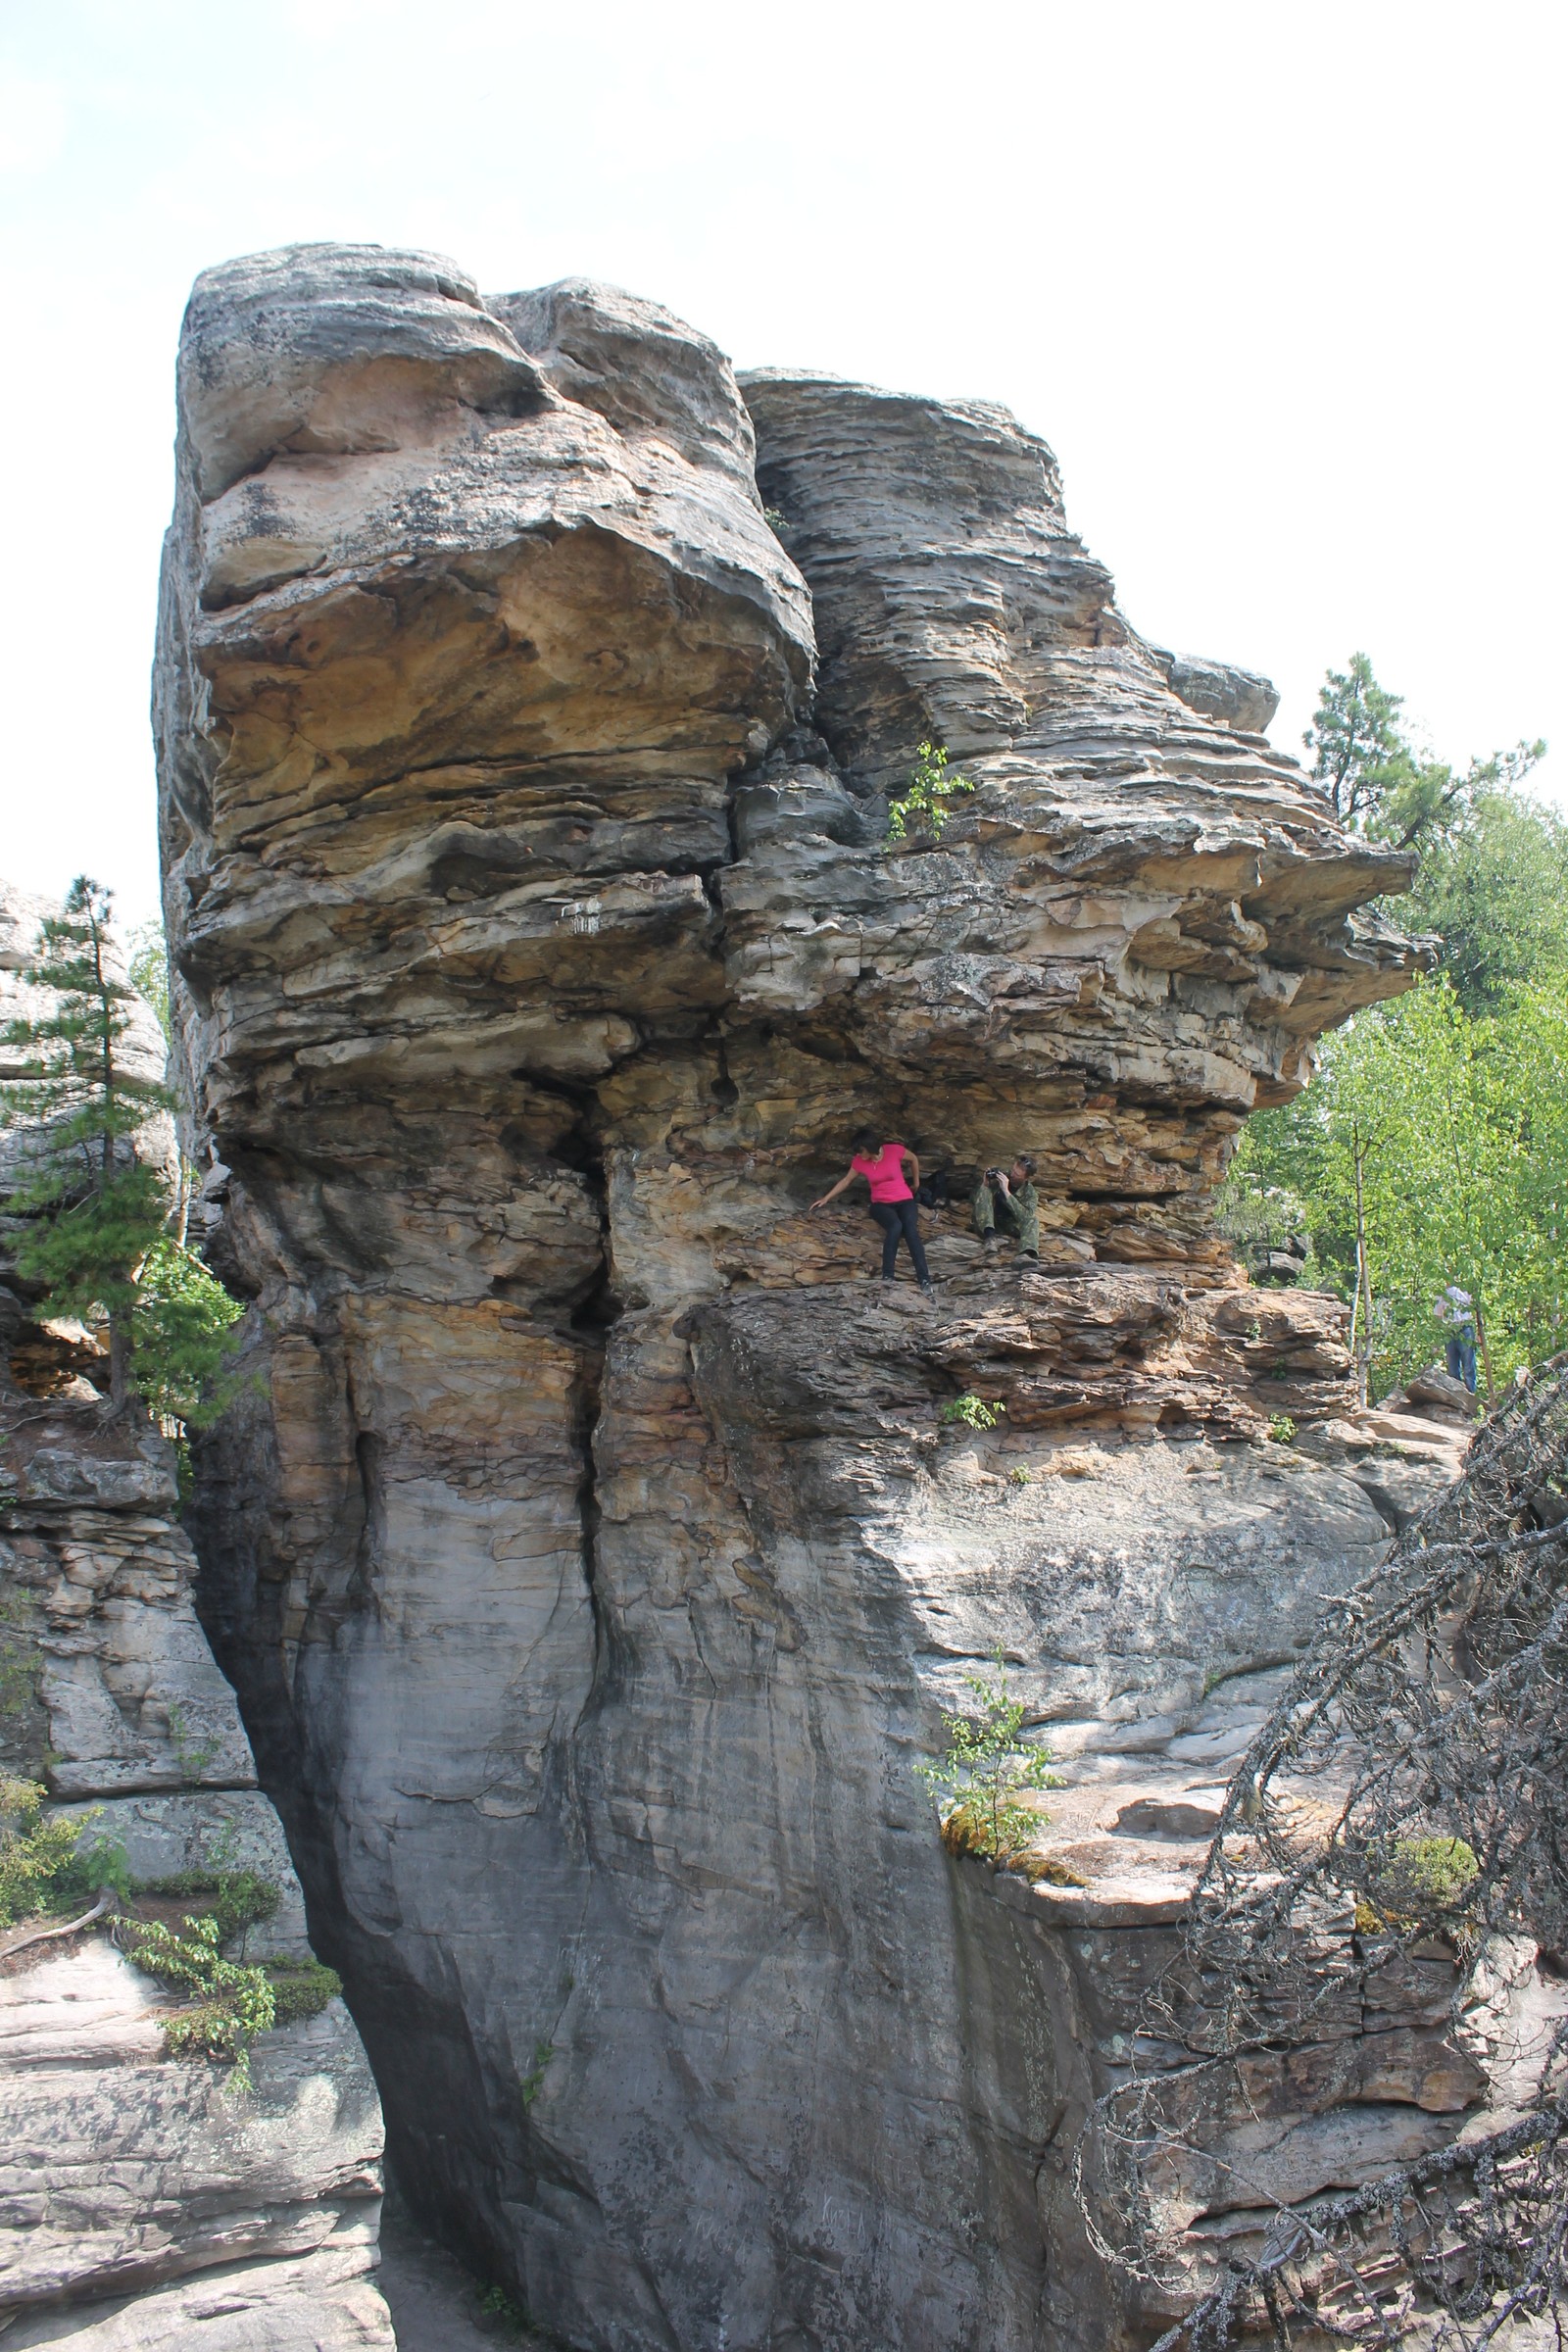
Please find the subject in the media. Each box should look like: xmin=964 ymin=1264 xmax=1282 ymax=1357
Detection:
xmin=151 ymin=245 xmax=1474 ymax=2352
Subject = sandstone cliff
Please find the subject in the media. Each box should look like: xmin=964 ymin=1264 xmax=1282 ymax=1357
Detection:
xmin=153 ymin=244 xmax=1502 ymax=2351
xmin=0 ymin=900 xmax=391 ymax=2350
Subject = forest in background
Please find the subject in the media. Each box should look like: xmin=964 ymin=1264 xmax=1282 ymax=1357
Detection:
xmin=1223 ymin=655 xmax=1565 ymax=1401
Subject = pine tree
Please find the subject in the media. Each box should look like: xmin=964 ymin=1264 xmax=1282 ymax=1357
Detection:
xmin=1 ymin=877 xmax=175 ymax=1410
xmin=1304 ymin=650 xmax=1544 ymax=851
xmin=1303 ymin=652 xmax=1414 ymax=829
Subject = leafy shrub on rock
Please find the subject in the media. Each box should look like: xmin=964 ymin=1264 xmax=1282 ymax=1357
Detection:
xmin=137 ymin=1867 xmax=280 ymax=1943
xmin=123 ymin=1911 xmax=276 ymax=2090
xmin=265 ymin=1953 xmax=343 ymax=2026
xmin=916 ymin=1651 xmax=1063 ymax=1863
xmin=886 ymin=741 xmax=975 ymax=844
xmin=0 ymin=1780 xmax=127 ymax=1926
xmin=941 ymin=1393 xmax=1002 ymax=1431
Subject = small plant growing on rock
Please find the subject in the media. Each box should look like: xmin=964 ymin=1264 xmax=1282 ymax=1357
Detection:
xmin=886 ymin=741 xmax=975 ymax=844
xmin=264 ymin=1953 xmax=343 ymax=2025
xmin=121 ymin=1868 xmax=339 ymax=2087
xmin=0 ymin=1589 xmax=38 ymax=1726
xmin=124 ymin=1911 xmax=276 ymax=2093
xmin=165 ymin=1700 xmax=222 ymax=1783
xmin=1267 ymin=1412 xmax=1298 ymax=1445
xmin=1354 ymin=1834 xmax=1480 ymax=1934
xmin=1007 ymin=1463 xmax=1031 ymax=1486
xmin=137 ymin=1867 xmax=280 ymax=1947
xmin=479 ymin=2285 xmax=533 ymax=2339
xmin=916 ymin=1650 xmax=1063 ymax=1864
xmin=941 ymin=1393 xmax=1001 ymax=1431
xmin=518 ymin=2037 xmax=556 ymax=2109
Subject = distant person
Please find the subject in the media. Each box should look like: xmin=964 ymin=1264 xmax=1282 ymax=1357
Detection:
xmin=811 ymin=1129 xmax=935 ymax=1293
xmin=971 ymin=1156 xmax=1040 ymax=1262
xmin=1434 ymin=1283 xmax=1478 ymax=1394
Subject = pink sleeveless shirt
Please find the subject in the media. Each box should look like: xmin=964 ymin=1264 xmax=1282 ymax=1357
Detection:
xmin=852 ymin=1143 xmax=912 ymax=1203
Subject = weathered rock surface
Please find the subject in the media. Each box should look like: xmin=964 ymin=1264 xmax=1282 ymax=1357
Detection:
xmin=0 ymin=1395 xmax=392 ymax=2348
xmin=1152 ymin=646 xmax=1282 ymax=735
xmin=1 ymin=962 xmax=392 ymax=2352
xmin=153 ymin=245 xmax=1497 ymax=2350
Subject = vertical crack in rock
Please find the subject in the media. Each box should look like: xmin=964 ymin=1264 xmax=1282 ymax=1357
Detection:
xmin=564 ymin=1125 xmax=614 ymax=1697
xmin=152 ymin=244 xmax=1514 ymax=2352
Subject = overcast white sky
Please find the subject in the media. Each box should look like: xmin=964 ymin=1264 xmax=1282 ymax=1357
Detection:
xmin=1 ymin=0 xmax=1563 ymax=930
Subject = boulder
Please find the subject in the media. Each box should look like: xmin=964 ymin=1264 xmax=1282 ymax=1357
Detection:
xmin=1154 ymin=647 xmax=1281 ymax=734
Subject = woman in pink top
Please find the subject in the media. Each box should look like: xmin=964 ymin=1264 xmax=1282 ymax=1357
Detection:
xmin=810 ymin=1128 xmax=934 ymax=1292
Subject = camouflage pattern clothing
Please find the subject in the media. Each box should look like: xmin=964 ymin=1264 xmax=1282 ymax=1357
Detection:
xmin=970 ymin=1176 xmax=1040 ymax=1257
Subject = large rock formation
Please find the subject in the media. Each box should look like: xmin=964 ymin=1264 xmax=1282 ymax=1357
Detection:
xmin=154 ymin=244 xmax=1491 ymax=2351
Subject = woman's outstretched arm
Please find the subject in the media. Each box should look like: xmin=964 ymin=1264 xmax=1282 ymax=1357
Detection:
xmin=811 ymin=1166 xmax=858 ymax=1209
xmin=902 ymin=1146 xmax=920 ymax=1189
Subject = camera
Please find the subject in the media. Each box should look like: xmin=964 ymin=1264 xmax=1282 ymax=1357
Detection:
xmin=986 ymin=1166 xmax=1003 ymax=1183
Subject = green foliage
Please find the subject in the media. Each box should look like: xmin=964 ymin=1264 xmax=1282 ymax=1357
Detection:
xmin=264 ymin=1953 xmax=342 ymax=2025
xmin=1305 ymin=652 xmax=1544 ymax=859
xmin=941 ymin=1393 xmax=1001 ymax=1430
xmin=1356 ymin=1835 xmax=1480 ymax=1932
xmin=886 ymin=740 xmax=975 ymax=844
xmin=1233 ymin=656 xmax=1565 ymax=1400
xmin=164 ymin=1701 xmax=220 ymax=1783
xmin=131 ymin=1239 xmax=246 ymax=1428
xmin=0 ymin=884 xmax=243 ymax=1428
xmin=915 ymin=1650 xmax=1063 ymax=1863
xmin=51 ymin=1823 xmax=132 ymax=1911
xmin=137 ymin=1867 xmax=280 ymax=1942
xmin=479 ymin=2285 xmax=533 ymax=2338
xmin=1266 ymin=1414 xmax=1298 ymax=1446
xmin=1303 ymin=653 xmax=1412 ymax=832
xmin=0 ymin=1589 xmax=38 ymax=1726
xmin=1214 ymin=1173 xmax=1313 ymax=1283
xmin=518 ymin=2037 xmax=556 ymax=2108
xmin=1231 ymin=973 xmax=1568 ymax=1395
xmin=124 ymin=1910 xmax=276 ymax=2090
xmin=127 ymin=920 xmax=172 ymax=1044
xmin=1 ymin=884 xmax=243 ymax=1430
xmin=1402 ymin=787 xmax=1568 ymax=1014
xmin=1006 ymin=1463 xmax=1031 ymax=1486
xmin=0 ymin=1781 xmax=126 ymax=1926
xmin=1 ymin=878 xmax=172 ymax=1406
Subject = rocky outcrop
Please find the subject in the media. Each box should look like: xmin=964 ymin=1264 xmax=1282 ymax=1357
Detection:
xmin=0 ymin=899 xmax=391 ymax=2350
xmin=0 ymin=1400 xmax=392 ymax=2350
xmin=154 ymin=243 xmax=1486 ymax=2351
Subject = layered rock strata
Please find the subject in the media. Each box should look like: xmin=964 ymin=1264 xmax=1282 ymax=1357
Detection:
xmin=0 ymin=1400 xmax=392 ymax=2350
xmin=0 ymin=903 xmax=391 ymax=2350
xmin=156 ymin=243 xmax=1485 ymax=2350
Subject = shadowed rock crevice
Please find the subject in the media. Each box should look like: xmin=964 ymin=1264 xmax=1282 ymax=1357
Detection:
xmin=152 ymin=244 xmax=1505 ymax=2352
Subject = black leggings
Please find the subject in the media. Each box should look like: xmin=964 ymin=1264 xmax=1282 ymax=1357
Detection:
xmin=869 ymin=1198 xmax=930 ymax=1284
